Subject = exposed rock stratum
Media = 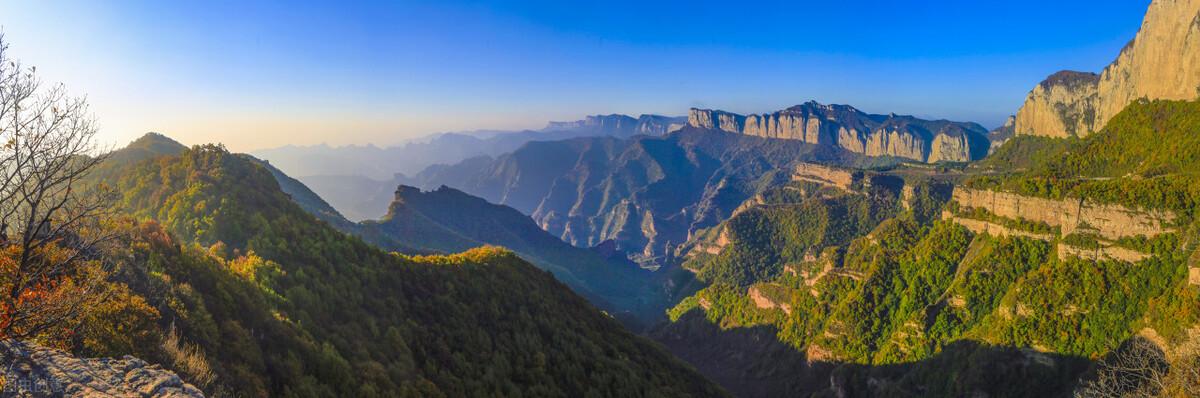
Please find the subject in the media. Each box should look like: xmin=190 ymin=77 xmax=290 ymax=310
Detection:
xmin=688 ymin=101 xmax=991 ymax=163
xmin=1015 ymin=0 xmax=1200 ymax=137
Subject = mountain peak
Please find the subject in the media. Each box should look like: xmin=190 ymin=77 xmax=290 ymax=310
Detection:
xmin=1038 ymin=70 xmax=1100 ymax=90
xmin=393 ymin=184 xmax=470 ymax=201
xmin=782 ymin=100 xmax=861 ymax=115
xmin=126 ymin=132 xmax=186 ymax=152
xmin=394 ymin=184 xmax=423 ymax=199
xmin=1015 ymin=0 xmax=1200 ymax=137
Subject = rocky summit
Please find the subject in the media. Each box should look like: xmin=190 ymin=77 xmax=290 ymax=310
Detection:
xmin=0 ymin=340 xmax=204 ymax=397
xmin=688 ymin=101 xmax=992 ymax=163
xmin=1015 ymin=0 xmax=1200 ymax=137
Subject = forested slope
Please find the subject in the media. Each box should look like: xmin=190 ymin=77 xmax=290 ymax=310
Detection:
xmin=651 ymin=102 xmax=1200 ymax=396
xmin=355 ymin=184 xmax=672 ymax=327
xmin=72 ymin=142 xmax=725 ymax=397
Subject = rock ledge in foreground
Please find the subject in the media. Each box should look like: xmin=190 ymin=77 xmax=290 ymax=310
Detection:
xmin=0 ymin=340 xmax=204 ymax=397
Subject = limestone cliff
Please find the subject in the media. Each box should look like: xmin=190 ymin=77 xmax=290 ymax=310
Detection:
xmin=945 ymin=187 xmax=1177 ymax=262
xmin=1015 ymin=0 xmax=1200 ymax=137
xmin=949 ymin=187 xmax=1176 ymax=241
xmin=636 ymin=114 xmax=687 ymax=135
xmin=987 ymin=116 xmax=1016 ymax=153
xmin=0 ymin=340 xmax=204 ymax=397
xmin=793 ymin=162 xmax=857 ymax=190
xmin=546 ymin=114 xmax=686 ymax=136
xmin=688 ymin=101 xmax=991 ymax=163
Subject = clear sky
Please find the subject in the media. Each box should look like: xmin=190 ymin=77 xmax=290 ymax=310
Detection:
xmin=0 ymin=0 xmax=1150 ymax=152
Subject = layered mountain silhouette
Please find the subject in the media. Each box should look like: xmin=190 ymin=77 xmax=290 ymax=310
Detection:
xmin=253 ymin=114 xmax=685 ymax=220
xmin=125 ymin=133 xmax=677 ymax=328
xmin=354 ymin=184 xmax=675 ymax=327
xmin=406 ymin=123 xmax=902 ymax=267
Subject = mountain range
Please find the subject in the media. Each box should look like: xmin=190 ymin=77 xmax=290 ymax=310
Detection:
xmin=77 ymin=133 xmax=724 ymax=396
xmin=12 ymin=0 xmax=1200 ymax=396
xmin=644 ymin=0 xmax=1200 ymax=395
xmin=286 ymin=101 xmax=1001 ymax=245
xmin=405 ymin=123 xmax=903 ymax=268
xmin=688 ymin=101 xmax=992 ymax=163
xmin=252 ymin=114 xmax=685 ymax=220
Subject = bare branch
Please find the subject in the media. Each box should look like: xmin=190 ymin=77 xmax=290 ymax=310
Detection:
xmin=0 ymin=34 xmax=113 ymax=340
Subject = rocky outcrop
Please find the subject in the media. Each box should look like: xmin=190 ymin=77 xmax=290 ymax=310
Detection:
xmin=946 ymin=187 xmax=1178 ymax=262
xmin=1190 ymin=251 xmax=1200 ymax=286
xmin=949 ymin=188 xmax=1175 ymax=241
xmin=545 ymin=114 xmax=686 ymax=136
xmin=942 ymin=213 xmax=1057 ymax=241
xmin=685 ymin=224 xmax=734 ymax=259
xmin=901 ymin=186 xmax=917 ymax=210
xmin=0 ymin=340 xmax=204 ymax=397
xmin=792 ymin=162 xmax=857 ymax=190
xmin=1014 ymin=72 xmax=1101 ymax=138
xmin=687 ymin=109 xmax=745 ymax=134
xmin=748 ymin=284 xmax=792 ymax=315
xmin=791 ymin=162 xmax=905 ymax=198
xmin=636 ymin=115 xmax=687 ymax=135
xmin=1057 ymin=243 xmax=1150 ymax=263
xmin=689 ymin=101 xmax=991 ymax=163
xmin=988 ymin=116 xmax=1016 ymax=153
xmin=1015 ymin=0 xmax=1200 ymax=137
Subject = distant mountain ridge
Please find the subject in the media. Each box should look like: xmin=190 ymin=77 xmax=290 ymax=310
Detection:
xmin=408 ymin=126 xmax=901 ymax=268
xmin=254 ymin=113 xmax=683 ymax=220
xmin=544 ymin=114 xmax=686 ymax=136
xmin=252 ymin=113 xmax=684 ymax=181
xmin=688 ymin=101 xmax=992 ymax=163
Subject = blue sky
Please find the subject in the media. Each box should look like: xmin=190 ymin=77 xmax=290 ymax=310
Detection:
xmin=0 ymin=0 xmax=1149 ymax=151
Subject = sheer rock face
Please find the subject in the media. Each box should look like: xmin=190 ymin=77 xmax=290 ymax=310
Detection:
xmin=0 ymin=340 xmax=205 ymax=397
xmin=792 ymin=162 xmax=856 ymax=190
xmin=688 ymin=101 xmax=990 ymax=163
xmin=988 ymin=116 xmax=1016 ymax=153
xmin=950 ymin=187 xmax=1176 ymax=241
xmin=946 ymin=187 xmax=1178 ymax=263
xmin=1190 ymin=251 xmax=1200 ymax=286
xmin=547 ymin=114 xmax=687 ymax=136
xmin=1014 ymin=71 xmax=1102 ymax=138
xmin=1015 ymin=0 xmax=1200 ymax=137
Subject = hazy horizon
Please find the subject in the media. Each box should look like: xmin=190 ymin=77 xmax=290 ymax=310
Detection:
xmin=0 ymin=0 xmax=1149 ymax=152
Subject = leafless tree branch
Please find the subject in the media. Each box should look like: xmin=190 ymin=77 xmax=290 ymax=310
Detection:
xmin=0 ymin=34 xmax=114 ymax=340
